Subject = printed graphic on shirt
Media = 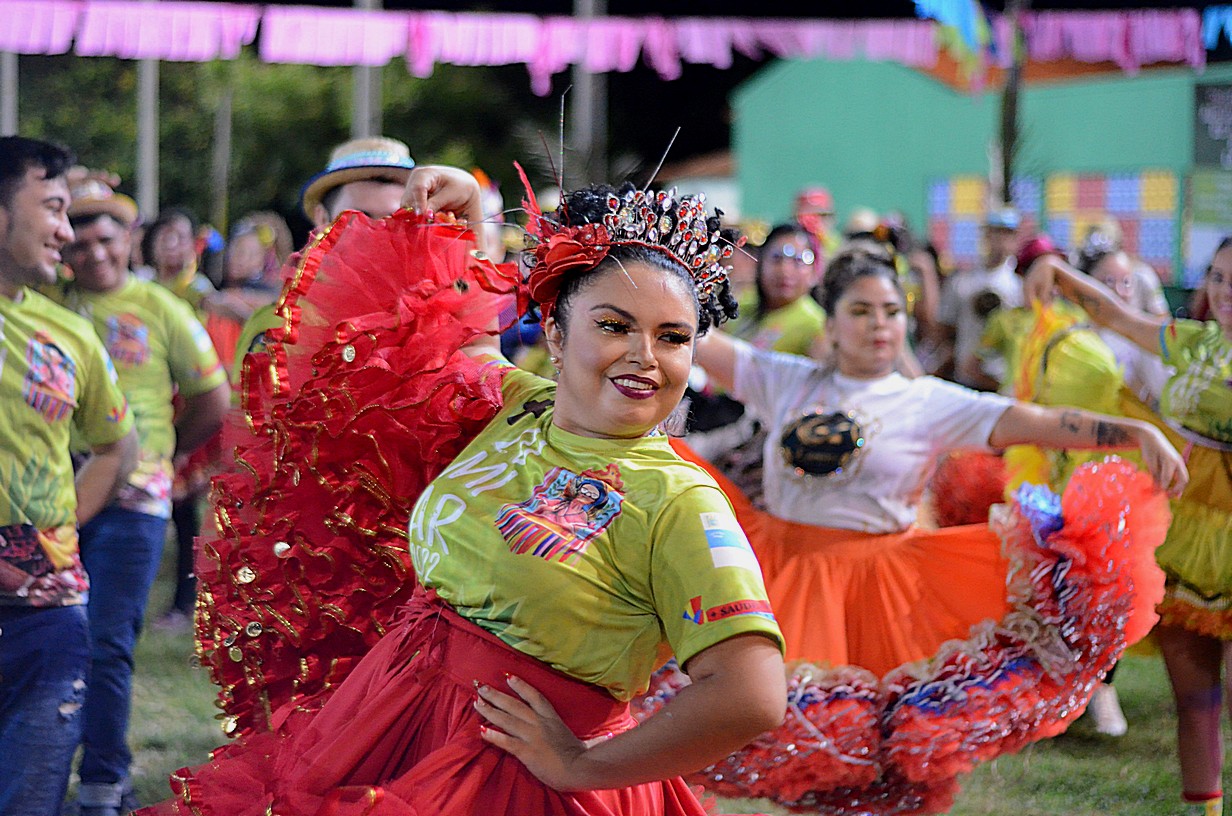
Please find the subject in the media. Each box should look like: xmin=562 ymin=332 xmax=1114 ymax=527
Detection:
xmin=506 ymin=397 xmax=552 ymax=426
xmin=780 ymin=409 xmax=867 ymax=479
xmin=495 ymin=464 xmax=624 ymax=564
xmin=23 ymin=332 xmax=77 ymax=421
xmin=701 ymin=512 xmax=760 ymax=573
xmin=493 ymin=426 xmax=545 ymax=466
xmin=683 ymin=594 xmax=776 ymax=625
xmin=104 ymin=312 xmax=150 ymax=365
xmin=1165 ymin=333 xmax=1232 ymax=416
xmin=0 ymin=523 xmax=88 ymax=607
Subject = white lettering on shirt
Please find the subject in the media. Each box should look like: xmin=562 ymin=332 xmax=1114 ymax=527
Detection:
xmin=408 ymin=483 xmax=467 ymax=582
xmin=440 ymin=448 xmax=520 ymax=497
xmin=493 ymin=426 xmax=545 ymax=466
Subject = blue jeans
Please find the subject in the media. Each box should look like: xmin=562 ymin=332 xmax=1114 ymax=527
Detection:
xmin=0 ymin=604 xmax=91 ymax=816
xmin=77 ymin=506 xmax=168 ymax=808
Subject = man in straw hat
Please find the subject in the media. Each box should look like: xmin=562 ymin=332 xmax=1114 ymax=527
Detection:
xmin=56 ymin=170 xmax=230 ymax=816
xmin=300 ymin=136 xmax=417 ymax=228
xmin=0 ymin=136 xmax=137 ymax=816
xmin=232 ymin=136 xmax=416 ymax=380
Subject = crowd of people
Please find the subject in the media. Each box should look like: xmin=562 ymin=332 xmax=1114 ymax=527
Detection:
xmin=0 ymin=127 xmax=1227 ymax=816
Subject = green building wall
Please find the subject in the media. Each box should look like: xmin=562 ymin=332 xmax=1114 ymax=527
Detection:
xmin=734 ymin=58 xmax=1232 ymax=264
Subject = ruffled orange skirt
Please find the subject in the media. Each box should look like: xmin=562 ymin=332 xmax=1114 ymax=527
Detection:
xmin=657 ymin=440 xmax=1169 ymax=814
xmin=754 ymin=518 xmax=1008 ymax=676
xmin=674 ymin=441 xmax=1008 ymax=675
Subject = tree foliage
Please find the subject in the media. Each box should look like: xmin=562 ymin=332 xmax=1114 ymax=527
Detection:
xmin=17 ymin=51 xmax=558 ymax=237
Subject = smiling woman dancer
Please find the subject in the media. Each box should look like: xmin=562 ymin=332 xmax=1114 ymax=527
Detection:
xmin=694 ymin=243 xmax=1184 ymax=670
xmin=140 ymin=166 xmax=786 ymax=816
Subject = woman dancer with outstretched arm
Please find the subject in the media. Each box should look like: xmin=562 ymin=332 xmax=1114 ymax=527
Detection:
xmin=1026 ymin=242 xmax=1232 ymax=816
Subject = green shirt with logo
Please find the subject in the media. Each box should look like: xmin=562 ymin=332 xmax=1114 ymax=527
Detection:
xmin=0 ymin=288 xmax=133 ymax=605
xmin=58 ymin=275 xmax=226 ymax=517
xmin=411 ymin=364 xmax=784 ymax=700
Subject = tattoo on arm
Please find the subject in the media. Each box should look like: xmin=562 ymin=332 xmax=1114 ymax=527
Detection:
xmin=1059 ymin=410 xmax=1082 ymax=434
xmin=1094 ymin=420 xmax=1133 ymax=447
xmin=1077 ymin=294 xmax=1102 ymax=316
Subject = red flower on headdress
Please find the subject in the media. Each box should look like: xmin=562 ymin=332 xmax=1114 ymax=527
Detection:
xmin=526 ymin=224 xmax=611 ymax=319
xmin=514 ymin=161 xmax=612 ymax=319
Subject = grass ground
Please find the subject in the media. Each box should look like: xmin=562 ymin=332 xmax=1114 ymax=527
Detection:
xmin=115 ymin=537 xmax=1213 ymax=814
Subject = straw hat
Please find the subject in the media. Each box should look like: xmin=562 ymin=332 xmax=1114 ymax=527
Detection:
xmin=67 ymin=174 xmax=138 ymax=227
xmin=299 ymin=137 xmax=416 ymax=219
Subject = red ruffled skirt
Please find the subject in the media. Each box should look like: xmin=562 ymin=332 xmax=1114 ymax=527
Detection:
xmin=638 ymin=441 xmax=1171 ymax=814
xmin=141 ymin=590 xmax=711 ymax=816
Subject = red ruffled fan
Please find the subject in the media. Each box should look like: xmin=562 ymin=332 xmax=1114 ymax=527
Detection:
xmin=197 ymin=211 xmax=518 ymax=736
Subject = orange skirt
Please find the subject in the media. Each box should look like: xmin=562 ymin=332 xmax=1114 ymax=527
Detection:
xmin=754 ymin=518 xmax=1008 ymax=676
xmin=673 ymin=440 xmax=1009 ymax=676
xmin=658 ymin=443 xmax=1170 ymax=814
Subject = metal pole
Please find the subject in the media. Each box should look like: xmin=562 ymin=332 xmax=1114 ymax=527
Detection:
xmin=999 ymin=0 xmax=1029 ymax=206
xmin=210 ymin=80 xmax=233 ymax=231
xmin=352 ymin=0 xmax=382 ymax=138
xmin=136 ymin=0 xmax=159 ymax=218
xmin=0 ymin=52 xmax=16 ymax=135
xmin=569 ymin=0 xmax=607 ymax=186
xmin=137 ymin=56 xmax=158 ymax=218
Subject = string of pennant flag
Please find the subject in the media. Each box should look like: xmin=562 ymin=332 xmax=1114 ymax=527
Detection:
xmin=0 ymin=1 xmax=1217 ymax=96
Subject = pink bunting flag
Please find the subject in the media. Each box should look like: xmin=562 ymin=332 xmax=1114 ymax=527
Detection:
xmin=0 ymin=0 xmax=80 ymax=55
xmin=75 ymin=1 xmax=257 ymax=61
xmin=260 ymin=5 xmax=410 ymax=67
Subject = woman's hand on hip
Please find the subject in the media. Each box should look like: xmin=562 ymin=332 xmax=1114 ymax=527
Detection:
xmin=475 ymin=675 xmax=596 ymax=791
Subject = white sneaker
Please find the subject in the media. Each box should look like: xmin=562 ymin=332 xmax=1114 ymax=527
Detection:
xmin=1087 ymin=683 xmax=1128 ymax=737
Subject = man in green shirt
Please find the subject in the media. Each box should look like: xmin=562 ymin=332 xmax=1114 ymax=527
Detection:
xmin=0 ymin=137 xmax=137 ymax=816
xmin=58 ymin=177 xmax=229 ymax=816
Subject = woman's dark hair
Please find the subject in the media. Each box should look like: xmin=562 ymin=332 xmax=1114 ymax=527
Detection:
xmin=1075 ymin=246 xmax=1114 ymax=276
xmin=1211 ymin=236 xmax=1232 ymax=269
xmin=140 ymin=207 xmax=198 ymax=269
xmin=818 ymin=241 xmax=904 ymax=316
xmin=753 ymin=222 xmax=812 ymax=321
xmin=531 ymin=182 xmax=738 ymax=336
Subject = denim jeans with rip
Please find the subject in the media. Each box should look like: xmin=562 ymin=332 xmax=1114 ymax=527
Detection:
xmin=0 ymin=604 xmax=91 ymax=816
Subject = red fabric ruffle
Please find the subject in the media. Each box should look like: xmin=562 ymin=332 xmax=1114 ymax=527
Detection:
xmin=143 ymin=590 xmax=713 ymax=816
xmin=927 ymin=451 xmax=1008 ymax=528
xmin=195 ymin=211 xmax=518 ymax=737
